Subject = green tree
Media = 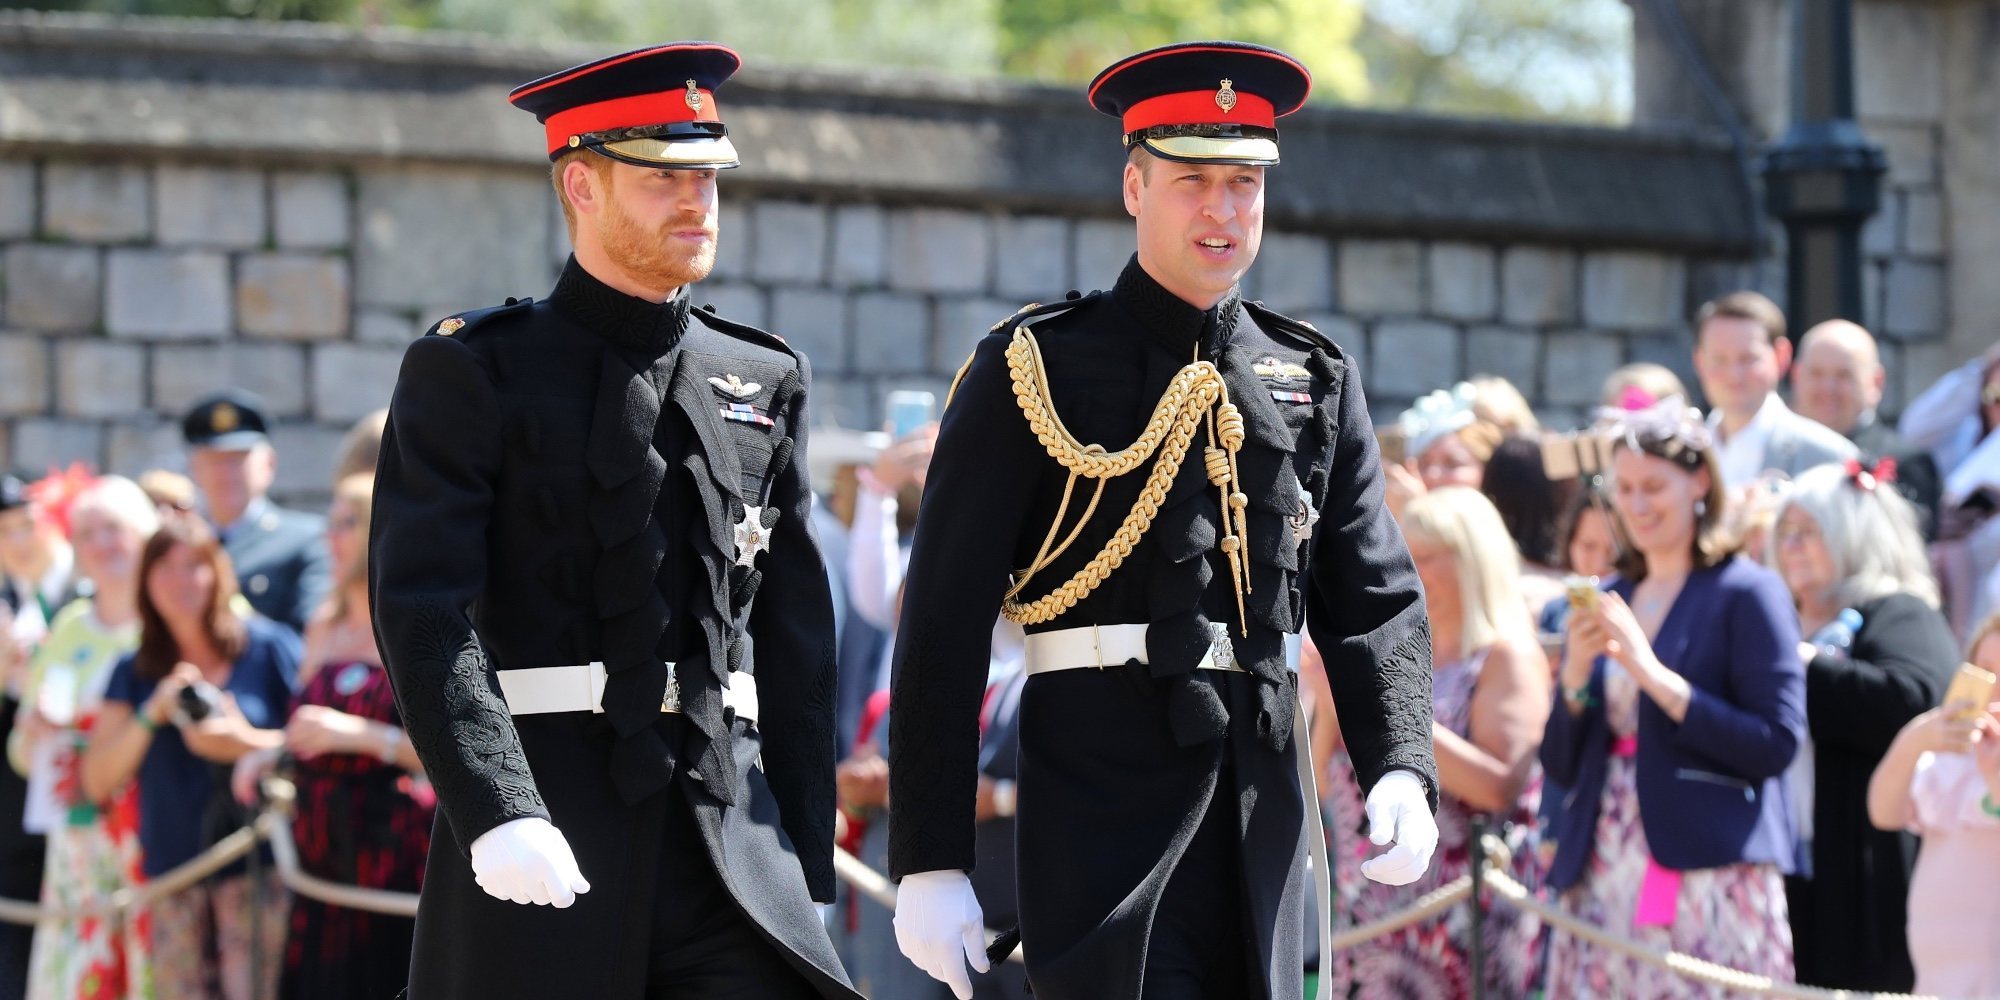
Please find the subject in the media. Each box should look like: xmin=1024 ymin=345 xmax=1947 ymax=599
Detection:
xmin=1358 ymin=0 xmax=1632 ymax=123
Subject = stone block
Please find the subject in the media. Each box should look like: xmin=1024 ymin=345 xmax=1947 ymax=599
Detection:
xmin=1250 ymin=232 xmax=1334 ymax=313
xmin=268 ymin=423 xmax=351 ymax=497
xmin=750 ymin=201 xmax=829 ymax=284
xmin=1903 ymin=189 xmax=1945 ymax=256
xmin=355 ymin=166 xmax=553 ymax=311
xmin=0 ymin=336 xmax=50 ymax=416
xmin=829 ymin=204 xmax=887 ymax=289
xmin=11 ymin=419 xmax=104 ymax=473
xmin=54 ymin=341 xmax=145 ymax=419
xmin=1864 ymin=257 xmax=1886 ymax=333
xmin=1464 ymin=325 xmax=1541 ymax=397
xmin=42 ymin=163 xmax=148 ymax=243
xmin=813 ymin=377 xmax=875 ymax=433
xmin=1861 ymin=194 xmax=1901 ymax=258
xmin=1367 ymin=319 xmax=1460 ymax=399
xmin=152 ymin=343 xmax=309 ymax=418
xmin=1855 ymin=2 xmax=1944 ymax=122
xmin=155 ymin=165 xmax=266 ymax=248
xmin=1580 ymin=251 xmax=1686 ymax=329
xmin=937 ymin=297 xmax=1016 ymax=375
xmin=1627 ymin=331 xmax=1700 ymax=398
xmin=104 ymin=250 xmax=231 ymax=340
xmin=769 ymin=287 xmax=849 ymax=375
xmin=1337 ymin=240 xmax=1423 ymax=316
xmin=0 ymin=162 xmax=33 ymax=240
xmin=1882 ymin=259 xmax=1944 ymax=339
xmin=852 ymin=292 xmax=930 ymax=373
xmin=237 ymin=253 xmax=351 ymax=340
xmin=1500 ymin=246 xmax=1577 ymax=326
xmin=1869 ymin=122 xmax=1939 ymax=186
xmin=1426 ymin=242 xmax=1497 ymax=322
xmin=1541 ymin=331 xmax=1626 ymax=407
xmin=994 ymin=216 xmax=1071 ymax=300
xmin=106 ymin=419 xmax=185 ymax=478
xmin=1877 ymin=340 xmax=1904 ymax=414
xmin=1072 ymin=218 xmax=1133 ymax=292
xmin=887 ymin=208 xmax=991 ymax=295
xmin=1898 ymin=341 xmax=1959 ymax=421
xmin=3 ymin=246 xmax=101 ymax=332
xmin=697 ymin=283 xmax=768 ymax=330
xmin=353 ymin=309 xmax=419 ymax=345
xmin=272 ymin=171 xmax=351 ymax=249
xmin=311 ymin=344 xmax=404 ymax=422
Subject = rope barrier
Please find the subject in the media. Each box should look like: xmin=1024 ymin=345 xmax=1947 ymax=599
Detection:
xmin=0 ymin=811 xmax=1943 ymax=997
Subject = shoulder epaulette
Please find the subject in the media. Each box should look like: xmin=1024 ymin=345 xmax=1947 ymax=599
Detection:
xmin=425 ymin=297 xmax=533 ymax=339
xmin=693 ymin=302 xmax=796 ymax=359
xmin=987 ymin=290 xmax=1103 ymax=334
xmin=1244 ymin=299 xmax=1340 ymax=355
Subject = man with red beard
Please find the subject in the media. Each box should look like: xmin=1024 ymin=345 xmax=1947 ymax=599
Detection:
xmin=369 ymin=43 xmax=858 ymax=999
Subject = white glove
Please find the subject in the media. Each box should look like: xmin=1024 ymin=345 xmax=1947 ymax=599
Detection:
xmin=469 ymin=817 xmax=591 ymax=908
xmin=1359 ymin=769 xmax=1437 ymax=886
xmin=893 ymin=868 xmax=989 ymax=1000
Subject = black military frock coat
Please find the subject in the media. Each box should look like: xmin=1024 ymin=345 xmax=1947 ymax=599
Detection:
xmin=888 ymin=258 xmax=1439 ymax=1000
xmin=370 ymin=258 xmax=855 ymax=999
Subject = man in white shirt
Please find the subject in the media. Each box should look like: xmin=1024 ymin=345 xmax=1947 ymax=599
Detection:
xmin=1692 ymin=290 xmax=1856 ymax=488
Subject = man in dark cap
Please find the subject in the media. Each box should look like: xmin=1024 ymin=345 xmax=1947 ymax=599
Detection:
xmin=370 ymin=42 xmax=855 ymax=999
xmin=887 ymin=42 xmax=1438 ymax=1000
xmin=181 ymin=390 xmax=329 ymax=632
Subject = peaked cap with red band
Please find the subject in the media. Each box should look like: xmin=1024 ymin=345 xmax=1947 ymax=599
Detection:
xmin=1087 ymin=41 xmax=1310 ymax=166
xmin=509 ymin=42 xmax=743 ymax=169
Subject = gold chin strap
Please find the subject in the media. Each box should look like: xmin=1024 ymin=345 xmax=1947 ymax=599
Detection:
xmin=996 ymin=325 xmax=1251 ymax=634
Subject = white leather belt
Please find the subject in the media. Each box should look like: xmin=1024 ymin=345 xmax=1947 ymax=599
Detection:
xmin=1023 ymin=622 xmax=1296 ymax=675
xmin=496 ymin=661 xmax=758 ymax=723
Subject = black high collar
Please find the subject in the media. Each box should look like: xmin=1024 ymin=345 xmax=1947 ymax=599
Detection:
xmin=548 ymin=255 xmax=692 ymax=359
xmin=1111 ymin=254 xmax=1242 ymax=359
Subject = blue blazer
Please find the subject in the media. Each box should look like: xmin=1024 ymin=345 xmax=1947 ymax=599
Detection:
xmin=1540 ymin=555 xmax=1805 ymax=891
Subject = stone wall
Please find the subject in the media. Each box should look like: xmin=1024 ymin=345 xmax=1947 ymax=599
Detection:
xmin=1632 ymin=0 xmax=2000 ymax=409
xmin=8 ymin=8 xmax=1954 ymax=507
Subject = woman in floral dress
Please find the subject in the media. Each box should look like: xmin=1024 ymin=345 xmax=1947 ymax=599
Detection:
xmin=1542 ymin=400 xmax=1804 ymax=997
xmin=11 ymin=477 xmax=159 ymax=1000
xmin=1326 ymin=487 xmax=1549 ymax=998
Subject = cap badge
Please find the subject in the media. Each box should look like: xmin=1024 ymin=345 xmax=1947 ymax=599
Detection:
xmin=437 ymin=317 xmax=466 ymax=337
xmin=684 ymin=79 xmax=703 ymax=112
xmin=1216 ymin=78 xmax=1238 ymax=113
xmin=212 ymin=402 xmax=239 ymax=433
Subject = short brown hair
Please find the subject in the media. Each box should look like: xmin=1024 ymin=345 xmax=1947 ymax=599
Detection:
xmin=1694 ymin=291 xmax=1787 ymax=347
xmin=551 ymin=148 xmax=614 ymax=237
xmin=1610 ymin=437 xmax=1737 ymax=581
xmin=133 ymin=519 xmax=247 ymax=682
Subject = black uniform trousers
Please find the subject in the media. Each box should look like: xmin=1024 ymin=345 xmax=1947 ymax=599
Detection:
xmin=408 ymin=713 xmax=824 ymax=999
xmin=1138 ymin=749 xmax=1249 ymax=1000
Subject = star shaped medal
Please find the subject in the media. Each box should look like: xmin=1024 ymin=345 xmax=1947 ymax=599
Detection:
xmin=733 ymin=503 xmax=775 ymax=568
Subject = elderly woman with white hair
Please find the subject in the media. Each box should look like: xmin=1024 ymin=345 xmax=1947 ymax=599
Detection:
xmin=8 ymin=475 xmax=159 ymax=1000
xmin=1772 ymin=459 xmax=1959 ymax=992
xmin=1323 ymin=486 xmax=1548 ymax=997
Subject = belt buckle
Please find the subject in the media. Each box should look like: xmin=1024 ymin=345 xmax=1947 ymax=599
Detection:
xmin=661 ymin=662 xmax=681 ymax=713
xmin=1206 ymin=623 xmax=1235 ymax=672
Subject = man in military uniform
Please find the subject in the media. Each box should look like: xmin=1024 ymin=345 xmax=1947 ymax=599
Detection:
xmin=369 ymin=43 xmax=857 ymax=999
xmin=888 ymin=42 xmax=1440 ymax=1000
xmin=182 ymin=390 xmax=329 ymax=632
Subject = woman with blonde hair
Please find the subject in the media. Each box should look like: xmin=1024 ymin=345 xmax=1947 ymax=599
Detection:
xmin=1324 ymin=486 xmax=1548 ymax=997
xmin=1773 ymin=461 xmax=1957 ymax=990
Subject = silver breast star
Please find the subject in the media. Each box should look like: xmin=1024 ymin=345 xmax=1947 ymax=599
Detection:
xmin=733 ymin=503 xmax=775 ymax=568
xmin=1292 ymin=486 xmax=1321 ymax=543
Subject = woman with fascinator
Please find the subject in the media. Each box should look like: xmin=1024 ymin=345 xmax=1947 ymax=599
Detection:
xmin=1385 ymin=383 xmax=1505 ymax=520
xmin=1540 ymin=397 xmax=1807 ymax=996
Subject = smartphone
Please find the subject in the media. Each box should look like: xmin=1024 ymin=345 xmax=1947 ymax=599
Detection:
xmin=1564 ymin=574 xmax=1601 ymax=613
xmin=886 ymin=390 xmax=936 ymax=440
xmin=1942 ymin=664 xmax=1997 ymax=721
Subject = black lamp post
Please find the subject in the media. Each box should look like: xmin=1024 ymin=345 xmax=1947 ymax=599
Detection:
xmin=1759 ymin=0 xmax=1886 ymax=339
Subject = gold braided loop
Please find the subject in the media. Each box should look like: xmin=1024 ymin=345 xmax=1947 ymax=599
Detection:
xmin=999 ymin=326 xmax=1251 ymax=630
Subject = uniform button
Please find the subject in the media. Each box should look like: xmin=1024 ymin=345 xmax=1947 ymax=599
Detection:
xmin=249 ymin=575 xmax=270 ymax=595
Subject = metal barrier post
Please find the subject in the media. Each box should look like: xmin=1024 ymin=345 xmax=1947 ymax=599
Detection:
xmin=1468 ymin=816 xmax=1487 ymax=1000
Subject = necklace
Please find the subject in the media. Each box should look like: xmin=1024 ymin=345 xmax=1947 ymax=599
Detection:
xmin=1633 ymin=574 xmax=1687 ymax=619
